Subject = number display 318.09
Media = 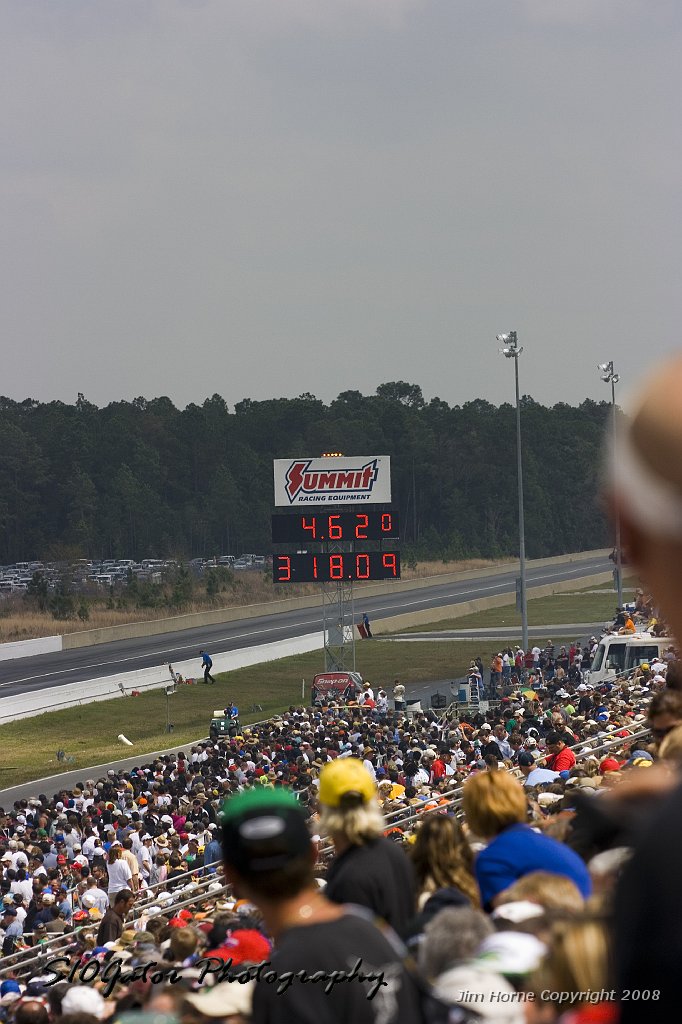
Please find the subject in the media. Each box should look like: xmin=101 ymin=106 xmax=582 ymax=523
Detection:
xmin=273 ymin=551 xmax=400 ymax=583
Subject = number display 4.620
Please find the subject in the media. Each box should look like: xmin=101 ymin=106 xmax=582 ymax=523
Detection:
xmin=271 ymin=510 xmax=398 ymax=543
xmin=274 ymin=551 xmax=400 ymax=583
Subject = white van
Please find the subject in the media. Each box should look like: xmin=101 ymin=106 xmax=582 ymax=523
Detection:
xmin=588 ymin=631 xmax=671 ymax=684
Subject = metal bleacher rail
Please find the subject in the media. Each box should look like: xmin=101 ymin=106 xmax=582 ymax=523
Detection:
xmin=0 ymin=861 xmax=230 ymax=980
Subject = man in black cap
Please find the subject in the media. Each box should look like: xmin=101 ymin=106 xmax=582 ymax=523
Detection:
xmin=221 ymin=787 xmax=422 ymax=1023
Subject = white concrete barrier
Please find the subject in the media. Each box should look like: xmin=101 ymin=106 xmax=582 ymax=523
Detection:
xmin=0 ymin=632 xmax=323 ymax=725
xmin=0 ymin=635 xmax=62 ymax=662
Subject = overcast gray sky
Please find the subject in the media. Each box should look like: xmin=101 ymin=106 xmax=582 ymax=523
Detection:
xmin=1 ymin=0 xmax=679 ymax=410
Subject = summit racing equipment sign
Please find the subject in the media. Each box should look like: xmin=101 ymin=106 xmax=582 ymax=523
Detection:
xmin=274 ymin=456 xmax=391 ymax=506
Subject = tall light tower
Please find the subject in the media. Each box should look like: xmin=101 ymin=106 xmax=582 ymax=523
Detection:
xmin=497 ymin=331 xmax=528 ymax=653
xmin=598 ymin=361 xmax=623 ymax=608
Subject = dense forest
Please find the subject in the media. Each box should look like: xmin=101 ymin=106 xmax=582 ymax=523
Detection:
xmin=0 ymin=383 xmax=612 ymax=564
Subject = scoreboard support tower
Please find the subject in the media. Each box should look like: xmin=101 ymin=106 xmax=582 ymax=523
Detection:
xmin=322 ymin=572 xmax=356 ymax=672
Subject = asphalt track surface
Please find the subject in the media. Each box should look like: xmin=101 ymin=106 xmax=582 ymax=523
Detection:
xmin=0 ymin=554 xmax=609 ymax=701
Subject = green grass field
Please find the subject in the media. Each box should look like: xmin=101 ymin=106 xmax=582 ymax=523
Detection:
xmin=0 ymin=636 xmax=575 ymax=787
xmin=400 ymin=588 xmax=634 ymax=633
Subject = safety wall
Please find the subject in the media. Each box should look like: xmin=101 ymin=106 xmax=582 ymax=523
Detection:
xmin=0 ymin=632 xmax=323 ymax=725
xmin=0 ymin=635 xmax=62 ymax=662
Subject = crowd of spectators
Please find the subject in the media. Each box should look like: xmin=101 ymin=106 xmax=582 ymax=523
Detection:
xmin=0 ymin=628 xmax=679 ymax=1023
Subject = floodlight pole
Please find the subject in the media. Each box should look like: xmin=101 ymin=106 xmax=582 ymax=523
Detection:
xmin=498 ymin=331 xmax=528 ymax=653
xmin=599 ymin=362 xmax=623 ymax=608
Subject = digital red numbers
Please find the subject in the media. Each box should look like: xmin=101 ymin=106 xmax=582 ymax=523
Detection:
xmin=273 ymin=510 xmax=400 ymax=582
xmin=276 ymin=555 xmax=291 ymax=581
xmin=273 ymin=552 xmax=400 ymax=582
xmin=328 ymin=515 xmax=342 ymax=539
xmin=301 ymin=516 xmax=316 ymax=538
xmin=273 ymin=510 xmax=399 ymax=543
xmin=382 ymin=553 xmax=398 ymax=577
xmin=330 ymin=554 xmax=344 ymax=579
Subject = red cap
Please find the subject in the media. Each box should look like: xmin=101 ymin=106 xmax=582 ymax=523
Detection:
xmin=600 ymin=757 xmax=624 ymax=774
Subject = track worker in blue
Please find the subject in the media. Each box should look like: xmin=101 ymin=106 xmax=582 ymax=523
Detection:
xmin=199 ymin=649 xmax=216 ymax=684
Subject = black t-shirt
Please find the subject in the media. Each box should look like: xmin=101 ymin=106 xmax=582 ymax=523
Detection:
xmin=614 ymin=779 xmax=682 ymax=1023
xmin=480 ymin=740 xmax=503 ymax=761
xmin=325 ymin=837 xmax=416 ymax=936
xmin=252 ymin=911 xmax=422 ymax=1024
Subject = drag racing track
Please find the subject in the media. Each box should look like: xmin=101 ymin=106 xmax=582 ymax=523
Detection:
xmin=0 ymin=553 xmax=610 ymax=701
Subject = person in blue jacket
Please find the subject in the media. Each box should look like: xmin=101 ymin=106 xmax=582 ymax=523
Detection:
xmin=462 ymin=769 xmax=591 ymax=910
xmin=199 ymin=649 xmax=216 ymax=684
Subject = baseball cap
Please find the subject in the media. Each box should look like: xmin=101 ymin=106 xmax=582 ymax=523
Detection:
xmin=517 ymin=752 xmax=535 ymax=767
xmin=221 ymin=788 xmax=311 ymax=874
xmin=318 ymin=758 xmax=376 ymax=808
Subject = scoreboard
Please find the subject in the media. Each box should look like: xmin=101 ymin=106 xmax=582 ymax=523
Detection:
xmin=274 ymin=551 xmax=400 ymax=583
xmin=271 ymin=507 xmax=401 ymax=583
xmin=271 ymin=510 xmax=399 ymax=543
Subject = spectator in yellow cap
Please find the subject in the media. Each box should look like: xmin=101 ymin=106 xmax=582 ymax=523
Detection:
xmin=319 ymin=758 xmax=416 ymax=933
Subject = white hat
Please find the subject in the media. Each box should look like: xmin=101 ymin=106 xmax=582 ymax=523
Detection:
xmin=184 ymin=981 xmax=254 ymax=1018
xmin=61 ymin=987 xmax=106 ymax=1019
xmin=476 ymin=931 xmax=547 ymax=975
xmin=491 ymin=901 xmax=545 ymax=924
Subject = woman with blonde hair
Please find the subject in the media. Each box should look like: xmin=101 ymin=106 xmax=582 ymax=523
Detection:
xmin=462 ymin=770 xmax=591 ymax=910
xmin=526 ymin=915 xmax=614 ymax=1023
xmin=493 ymin=870 xmax=584 ymax=915
xmin=411 ymin=813 xmax=479 ymax=908
xmin=319 ymin=758 xmax=416 ymax=934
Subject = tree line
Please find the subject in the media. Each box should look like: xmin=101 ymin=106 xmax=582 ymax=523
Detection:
xmin=0 ymin=383 xmax=612 ymax=564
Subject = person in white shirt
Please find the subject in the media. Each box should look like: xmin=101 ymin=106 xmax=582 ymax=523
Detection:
xmin=81 ymin=877 xmax=110 ymax=916
xmin=137 ymin=836 xmax=153 ymax=882
xmin=9 ymin=897 xmax=27 ymax=928
xmin=82 ymin=831 xmax=98 ymax=861
xmin=11 ymin=872 xmax=33 ymax=904
xmin=362 ymin=753 xmax=376 ymax=779
xmin=106 ymin=846 xmax=133 ymax=905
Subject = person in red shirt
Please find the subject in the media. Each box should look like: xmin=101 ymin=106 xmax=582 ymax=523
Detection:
xmin=430 ymin=755 xmax=447 ymax=784
xmin=544 ymin=730 xmax=577 ymax=772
